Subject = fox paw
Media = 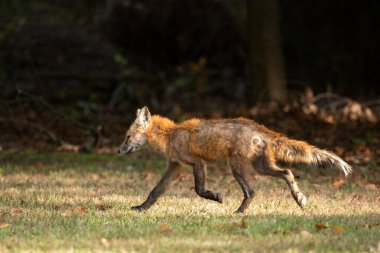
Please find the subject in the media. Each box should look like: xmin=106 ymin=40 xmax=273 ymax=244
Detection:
xmin=295 ymin=193 xmax=307 ymax=208
xmin=215 ymin=193 xmax=223 ymax=203
xmin=130 ymin=205 xmax=147 ymax=212
xmin=234 ymin=208 xmax=245 ymax=214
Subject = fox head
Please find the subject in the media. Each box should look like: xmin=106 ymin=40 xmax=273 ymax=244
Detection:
xmin=119 ymin=106 xmax=151 ymax=155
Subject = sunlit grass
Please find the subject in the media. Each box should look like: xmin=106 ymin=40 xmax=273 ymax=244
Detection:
xmin=0 ymin=152 xmax=379 ymax=252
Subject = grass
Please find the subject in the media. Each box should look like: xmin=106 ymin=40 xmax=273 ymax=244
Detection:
xmin=0 ymin=151 xmax=379 ymax=252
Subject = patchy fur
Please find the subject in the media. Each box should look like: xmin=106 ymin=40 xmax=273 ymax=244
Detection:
xmin=119 ymin=107 xmax=352 ymax=213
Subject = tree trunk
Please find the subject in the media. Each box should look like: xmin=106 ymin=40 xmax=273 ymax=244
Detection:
xmin=246 ymin=0 xmax=287 ymax=104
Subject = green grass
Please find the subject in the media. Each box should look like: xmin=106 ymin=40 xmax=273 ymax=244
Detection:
xmin=0 ymin=151 xmax=379 ymax=252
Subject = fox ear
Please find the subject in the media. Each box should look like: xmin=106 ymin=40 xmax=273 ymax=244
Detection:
xmin=137 ymin=106 xmax=151 ymax=125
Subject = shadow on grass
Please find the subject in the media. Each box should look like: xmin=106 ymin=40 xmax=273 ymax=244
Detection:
xmin=0 ymin=150 xmax=166 ymax=175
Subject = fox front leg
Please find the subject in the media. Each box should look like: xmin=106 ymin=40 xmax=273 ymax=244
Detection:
xmin=193 ymin=162 xmax=223 ymax=203
xmin=131 ymin=161 xmax=183 ymax=211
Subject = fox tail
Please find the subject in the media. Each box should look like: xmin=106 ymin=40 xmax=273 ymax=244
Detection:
xmin=268 ymin=137 xmax=352 ymax=176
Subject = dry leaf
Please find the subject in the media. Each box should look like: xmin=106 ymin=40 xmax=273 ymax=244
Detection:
xmin=219 ymin=222 xmax=238 ymax=232
xmin=71 ymin=206 xmax=88 ymax=214
xmin=0 ymin=223 xmax=11 ymax=229
xmin=315 ymin=224 xmax=329 ymax=230
xmin=159 ymin=223 xmax=171 ymax=233
xmin=100 ymin=238 xmax=110 ymax=247
xmin=220 ymin=220 xmax=247 ymax=232
xmin=352 ymin=175 xmax=367 ymax=186
xmin=332 ymin=178 xmax=345 ymax=189
xmin=240 ymin=219 xmax=248 ymax=229
xmin=226 ymin=222 xmax=238 ymax=231
xmin=330 ymin=226 xmax=345 ymax=234
xmin=34 ymin=161 xmax=44 ymax=168
xmin=91 ymin=173 xmax=100 ymax=181
xmin=57 ymin=143 xmax=80 ymax=152
xmin=10 ymin=208 xmax=23 ymax=216
xmin=365 ymin=183 xmax=378 ymax=190
xmin=334 ymin=146 xmax=345 ymax=156
xmin=144 ymin=172 xmax=156 ymax=181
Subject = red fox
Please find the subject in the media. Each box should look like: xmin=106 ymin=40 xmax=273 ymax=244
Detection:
xmin=119 ymin=106 xmax=352 ymax=213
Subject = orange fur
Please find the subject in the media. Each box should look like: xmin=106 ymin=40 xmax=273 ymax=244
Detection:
xmin=146 ymin=115 xmax=176 ymax=153
xmin=143 ymin=115 xmax=351 ymax=175
xmin=120 ymin=108 xmax=352 ymax=213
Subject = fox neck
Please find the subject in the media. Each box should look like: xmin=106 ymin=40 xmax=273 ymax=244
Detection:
xmin=146 ymin=115 xmax=176 ymax=154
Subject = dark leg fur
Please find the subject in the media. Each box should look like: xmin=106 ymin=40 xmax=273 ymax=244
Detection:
xmin=131 ymin=161 xmax=183 ymax=211
xmin=229 ymin=157 xmax=255 ymax=213
xmin=253 ymin=154 xmax=307 ymax=208
xmin=193 ymin=163 xmax=223 ymax=203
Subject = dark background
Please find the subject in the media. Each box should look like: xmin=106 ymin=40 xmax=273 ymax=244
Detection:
xmin=0 ymin=0 xmax=379 ymax=155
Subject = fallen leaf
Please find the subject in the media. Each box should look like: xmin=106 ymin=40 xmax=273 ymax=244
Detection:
xmin=332 ymin=178 xmax=345 ymax=189
xmin=330 ymin=226 xmax=345 ymax=234
xmin=315 ymin=224 xmax=329 ymax=230
xmin=240 ymin=219 xmax=248 ymax=229
xmin=34 ymin=161 xmax=44 ymax=168
xmin=57 ymin=143 xmax=80 ymax=152
xmin=100 ymin=238 xmax=110 ymax=247
xmin=226 ymin=222 xmax=238 ymax=231
xmin=91 ymin=173 xmax=100 ymax=181
xmin=365 ymin=183 xmax=378 ymax=190
xmin=144 ymin=172 xmax=156 ymax=181
xmin=10 ymin=208 xmax=23 ymax=216
xmin=159 ymin=223 xmax=171 ymax=233
xmin=352 ymin=175 xmax=368 ymax=187
xmin=334 ymin=146 xmax=345 ymax=156
xmin=0 ymin=223 xmax=11 ymax=229
xmin=219 ymin=220 xmax=247 ymax=232
xmin=219 ymin=222 xmax=238 ymax=232
xmin=71 ymin=206 xmax=88 ymax=214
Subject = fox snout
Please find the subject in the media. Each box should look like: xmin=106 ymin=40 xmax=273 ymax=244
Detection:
xmin=118 ymin=143 xmax=133 ymax=155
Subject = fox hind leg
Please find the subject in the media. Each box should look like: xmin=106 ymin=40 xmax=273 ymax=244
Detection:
xmin=193 ymin=163 xmax=223 ymax=203
xmin=229 ymin=156 xmax=255 ymax=213
xmin=253 ymin=154 xmax=307 ymax=209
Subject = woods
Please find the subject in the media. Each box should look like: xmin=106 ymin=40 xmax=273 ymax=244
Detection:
xmin=0 ymin=1 xmax=379 ymax=252
xmin=247 ymin=0 xmax=287 ymax=103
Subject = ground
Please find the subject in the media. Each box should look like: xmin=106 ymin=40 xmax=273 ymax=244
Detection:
xmin=0 ymin=151 xmax=379 ymax=252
